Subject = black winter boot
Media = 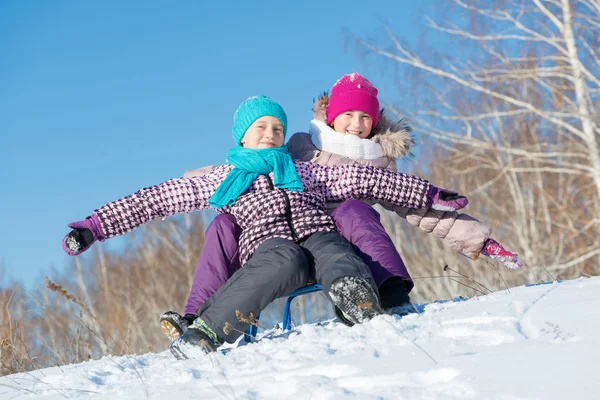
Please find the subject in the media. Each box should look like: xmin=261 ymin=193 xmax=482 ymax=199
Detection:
xmin=169 ymin=318 xmax=225 ymax=360
xmin=159 ymin=311 xmax=196 ymax=340
xmin=379 ymin=278 xmax=413 ymax=316
xmin=329 ymin=276 xmax=383 ymax=326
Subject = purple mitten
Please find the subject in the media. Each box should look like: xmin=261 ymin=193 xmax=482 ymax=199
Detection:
xmin=481 ymin=238 xmax=525 ymax=270
xmin=62 ymin=214 xmax=105 ymax=256
xmin=427 ymin=185 xmax=469 ymax=212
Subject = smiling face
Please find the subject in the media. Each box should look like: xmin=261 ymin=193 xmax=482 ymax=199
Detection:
xmin=331 ymin=110 xmax=374 ymax=139
xmin=240 ymin=116 xmax=285 ymax=149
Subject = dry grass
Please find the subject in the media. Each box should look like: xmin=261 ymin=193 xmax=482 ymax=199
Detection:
xmin=0 ymin=213 xmax=207 ymax=376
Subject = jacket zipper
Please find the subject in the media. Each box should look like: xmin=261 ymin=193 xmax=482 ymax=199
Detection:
xmin=264 ymin=174 xmax=299 ymax=242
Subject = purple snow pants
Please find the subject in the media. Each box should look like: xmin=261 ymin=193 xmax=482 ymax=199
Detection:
xmin=184 ymin=199 xmax=412 ymax=316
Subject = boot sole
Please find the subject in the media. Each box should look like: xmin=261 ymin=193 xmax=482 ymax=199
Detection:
xmin=169 ymin=330 xmax=217 ymax=360
xmin=160 ymin=320 xmax=181 ymax=340
xmin=170 ymin=338 xmax=213 ymax=360
xmin=330 ymin=277 xmax=384 ymax=324
xmin=169 ymin=339 xmax=190 ymax=360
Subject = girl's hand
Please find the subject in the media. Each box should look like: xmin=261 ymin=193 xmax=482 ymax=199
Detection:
xmin=61 ymin=214 xmax=105 ymax=256
xmin=428 ymin=186 xmax=469 ymax=212
xmin=481 ymin=238 xmax=526 ymax=269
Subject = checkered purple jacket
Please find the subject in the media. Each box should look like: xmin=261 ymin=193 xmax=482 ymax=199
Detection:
xmin=94 ymin=160 xmax=430 ymax=265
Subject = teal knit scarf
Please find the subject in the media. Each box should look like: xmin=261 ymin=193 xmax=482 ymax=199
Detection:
xmin=208 ymin=146 xmax=304 ymax=209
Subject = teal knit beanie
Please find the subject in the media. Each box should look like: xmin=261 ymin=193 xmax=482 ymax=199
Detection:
xmin=232 ymin=95 xmax=288 ymax=145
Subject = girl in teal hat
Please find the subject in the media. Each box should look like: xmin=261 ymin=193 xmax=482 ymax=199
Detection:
xmin=62 ymin=95 xmax=467 ymax=358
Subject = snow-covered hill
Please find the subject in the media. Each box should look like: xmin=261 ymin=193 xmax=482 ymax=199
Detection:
xmin=2 ymin=277 xmax=599 ymax=399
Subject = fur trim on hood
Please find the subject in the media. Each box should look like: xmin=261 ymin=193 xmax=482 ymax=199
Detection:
xmin=313 ymin=92 xmax=413 ymax=159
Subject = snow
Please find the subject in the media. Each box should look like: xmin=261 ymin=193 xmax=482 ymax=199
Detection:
xmin=2 ymin=277 xmax=599 ymax=399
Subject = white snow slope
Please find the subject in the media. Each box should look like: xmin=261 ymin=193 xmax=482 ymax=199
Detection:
xmin=2 ymin=277 xmax=599 ymax=400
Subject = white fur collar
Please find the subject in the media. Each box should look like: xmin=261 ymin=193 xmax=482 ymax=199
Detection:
xmin=308 ymin=119 xmax=384 ymax=160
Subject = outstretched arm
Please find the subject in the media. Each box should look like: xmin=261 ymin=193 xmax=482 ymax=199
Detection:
xmin=308 ymin=162 xmax=468 ymax=211
xmin=62 ymin=172 xmax=222 ymax=255
xmin=96 ymin=175 xmax=218 ymax=236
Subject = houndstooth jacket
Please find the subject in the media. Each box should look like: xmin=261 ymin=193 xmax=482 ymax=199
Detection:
xmin=94 ymin=160 xmax=431 ymax=266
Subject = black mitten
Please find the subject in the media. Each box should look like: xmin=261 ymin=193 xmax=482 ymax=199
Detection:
xmin=65 ymin=228 xmax=95 ymax=252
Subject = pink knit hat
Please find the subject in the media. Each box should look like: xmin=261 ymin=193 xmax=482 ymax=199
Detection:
xmin=326 ymin=72 xmax=380 ymax=126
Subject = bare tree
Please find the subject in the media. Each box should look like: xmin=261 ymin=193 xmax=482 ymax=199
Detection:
xmin=353 ymin=0 xmax=599 ymax=296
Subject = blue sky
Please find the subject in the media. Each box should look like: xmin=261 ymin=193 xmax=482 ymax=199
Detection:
xmin=0 ymin=0 xmax=436 ymax=287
